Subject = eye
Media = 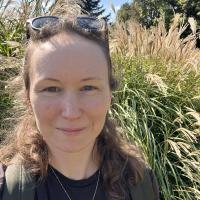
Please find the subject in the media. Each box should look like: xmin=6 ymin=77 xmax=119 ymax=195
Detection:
xmin=42 ymin=87 xmax=61 ymax=93
xmin=81 ymin=85 xmax=97 ymax=92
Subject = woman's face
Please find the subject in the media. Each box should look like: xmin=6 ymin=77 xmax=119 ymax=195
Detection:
xmin=29 ymin=32 xmax=111 ymax=154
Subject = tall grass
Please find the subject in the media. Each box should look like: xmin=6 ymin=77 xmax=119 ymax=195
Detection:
xmin=0 ymin=0 xmax=81 ymax=56
xmin=110 ymin=17 xmax=200 ymax=200
xmin=110 ymin=14 xmax=200 ymax=74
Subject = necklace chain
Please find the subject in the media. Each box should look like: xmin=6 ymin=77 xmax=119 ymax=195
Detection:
xmin=50 ymin=166 xmax=100 ymax=200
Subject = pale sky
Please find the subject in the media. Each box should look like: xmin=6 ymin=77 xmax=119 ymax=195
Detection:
xmin=101 ymin=0 xmax=133 ymax=21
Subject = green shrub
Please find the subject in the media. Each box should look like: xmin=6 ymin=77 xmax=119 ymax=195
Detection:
xmin=111 ymin=55 xmax=200 ymax=200
xmin=0 ymin=18 xmax=24 ymax=56
xmin=110 ymin=16 xmax=200 ymax=200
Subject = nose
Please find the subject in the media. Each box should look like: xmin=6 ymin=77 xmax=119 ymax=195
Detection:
xmin=61 ymin=92 xmax=82 ymax=120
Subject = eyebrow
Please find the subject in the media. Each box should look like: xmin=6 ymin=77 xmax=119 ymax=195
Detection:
xmin=40 ymin=77 xmax=103 ymax=82
xmin=81 ymin=77 xmax=103 ymax=82
xmin=41 ymin=78 xmax=61 ymax=82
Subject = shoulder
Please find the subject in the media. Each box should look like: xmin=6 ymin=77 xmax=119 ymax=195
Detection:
xmin=142 ymin=167 xmax=160 ymax=198
xmin=0 ymin=163 xmax=35 ymax=200
xmin=129 ymin=167 xmax=160 ymax=200
xmin=0 ymin=163 xmax=5 ymax=194
xmin=122 ymin=145 xmax=160 ymax=199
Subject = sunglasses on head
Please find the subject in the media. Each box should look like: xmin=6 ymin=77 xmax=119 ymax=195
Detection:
xmin=26 ymin=15 xmax=107 ymax=39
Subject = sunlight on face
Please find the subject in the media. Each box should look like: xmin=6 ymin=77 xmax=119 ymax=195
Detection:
xmin=29 ymin=32 xmax=111 ymax=154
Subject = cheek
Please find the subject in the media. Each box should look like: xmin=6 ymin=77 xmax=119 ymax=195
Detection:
xmin=84 ymin=96 xmax=110 ymax=137
xmin=31 ymin=97 xmax=60 ymax=124
xmin=82 ymin=94 xmax=111 ymax=118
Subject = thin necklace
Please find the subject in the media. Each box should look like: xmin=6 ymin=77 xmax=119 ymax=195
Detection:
xmin=50 ymin=166 xmax=100 ymax=200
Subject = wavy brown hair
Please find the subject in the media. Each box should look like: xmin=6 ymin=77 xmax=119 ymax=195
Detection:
xmin=0 ymin=17 xmax=145 ymax=200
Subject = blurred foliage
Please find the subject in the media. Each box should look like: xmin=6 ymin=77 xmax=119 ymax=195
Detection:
xmin=0 ymin=57 xmax=19 ymax=142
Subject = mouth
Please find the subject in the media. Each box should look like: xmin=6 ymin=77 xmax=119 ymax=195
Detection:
xmin=56 ymin=127 xmax=86 ymax=136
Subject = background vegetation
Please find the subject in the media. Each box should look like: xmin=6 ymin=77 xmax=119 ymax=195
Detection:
xmin=117 ymin=0 xmax=200 ymax=29
xmin=110 ymin=16 xmax=200 ymax=199
xmin=78 ymin=0 xmax=110 ymax=21
xmin=0 ymin=0 xmax=200 ymax=200
xmin=117 ymin=0 xmax=200 ymax=47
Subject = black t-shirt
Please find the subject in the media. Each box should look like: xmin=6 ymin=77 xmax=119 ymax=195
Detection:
xmin=34 ymin=166 xmax=107 ymax=200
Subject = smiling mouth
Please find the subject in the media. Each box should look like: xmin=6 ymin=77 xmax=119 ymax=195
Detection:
xmin=56 ymin=127 xmax=86 ymax=135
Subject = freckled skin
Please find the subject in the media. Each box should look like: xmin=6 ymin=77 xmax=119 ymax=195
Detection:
xmin=29 ymin=32 xmax=111 ymax=155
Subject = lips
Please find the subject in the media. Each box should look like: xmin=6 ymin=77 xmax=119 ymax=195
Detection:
xmin=56 ymin=127 xmax=86 ymax=135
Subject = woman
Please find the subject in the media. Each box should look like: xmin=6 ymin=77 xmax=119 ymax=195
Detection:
xmin=0 ymin=15 xmax=159 ymax=200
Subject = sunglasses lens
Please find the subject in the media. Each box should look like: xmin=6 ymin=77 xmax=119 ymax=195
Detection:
xmin=32 ymin=17 xmax=59 ymax=29
xmin=77 ymin=17 xmax=103 ymax=31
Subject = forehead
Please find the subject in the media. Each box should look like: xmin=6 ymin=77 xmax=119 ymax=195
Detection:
xmin=30 ymin=32 xmax=108 ymax=80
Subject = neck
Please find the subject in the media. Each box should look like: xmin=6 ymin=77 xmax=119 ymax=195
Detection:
xmin=49 ymin=143 xmax=100 ymax=180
